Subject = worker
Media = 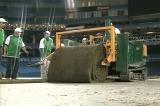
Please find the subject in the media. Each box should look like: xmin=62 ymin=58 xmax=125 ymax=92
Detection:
xmin=39 ymin=31 xmax=54 ymax=79
xmin=82 ymin=35 xmax=89 ymax=45
xmin=61 ymin=43 xmax=65 ymax=47
xmin=39 ymin=31 xmax=54 ymax=58
xmin=94 ymin=33 xmax=103 ymax=44
xmin=115 ymin=27 xmax=121 ymax=35
xmin=110 ymin=22 xmax=121 ymax=35
xmin=3 ymin=28 xmax=29 ymax=79
xmin=0 ymin=18 xmax=7 ymax=62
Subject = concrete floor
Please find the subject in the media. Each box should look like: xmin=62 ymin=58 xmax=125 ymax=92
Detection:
xmin=0 ymin=79 xmax=160 ymax=106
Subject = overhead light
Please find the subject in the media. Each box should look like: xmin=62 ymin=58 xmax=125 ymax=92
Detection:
xmin=146 ymin=32 xmax=154 ymax=34
xmin=67 ymin=0 xmax=75 ymax=8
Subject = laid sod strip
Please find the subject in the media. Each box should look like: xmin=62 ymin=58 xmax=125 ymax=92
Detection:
xmin=0 ymin=78 xmax=47 ymax=84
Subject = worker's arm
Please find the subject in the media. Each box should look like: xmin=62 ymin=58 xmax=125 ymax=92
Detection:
xmin=3 ymin=35 xmax=10 ymax=56
xmin=3 ymin=45 xmax=8 ymax=56
xmin=39 ymin=38 xmax=45 ymax=58
xmin=21 ymin=41 xmax=29 ymax=56
xmin=46 ymin=52 xmax=54 ymax=61
xmin=22 ymin=47 xmax=29 ymax=56
xmin=39 ymin=48 xmax=45 ymax=58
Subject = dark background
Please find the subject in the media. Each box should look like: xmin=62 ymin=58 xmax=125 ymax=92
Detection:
xmin=128 ymin=0 xmax=160 ymax=16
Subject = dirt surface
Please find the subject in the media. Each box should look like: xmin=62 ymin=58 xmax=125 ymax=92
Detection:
xmin=0 ymin=79 xmax=160 ymax=106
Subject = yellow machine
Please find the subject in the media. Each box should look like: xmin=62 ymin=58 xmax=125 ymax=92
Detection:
xmin=47 ymin=26 xmax=147 ymax=82
xmin=55 ymin=26 xmax=116 ymax=65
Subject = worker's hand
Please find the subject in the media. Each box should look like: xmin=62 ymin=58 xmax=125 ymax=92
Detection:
xmin=26 ymin=51 xmax=29 ymax=56
xmin=40 ymin=58 xmax=47 ymax=65
xmin=2 ymin=53 xmax=7 ymax=57
xmin=2 ymin=55 xmax=6 ymax=57
xmin=39 ymin=61 xmax=45 ymax=65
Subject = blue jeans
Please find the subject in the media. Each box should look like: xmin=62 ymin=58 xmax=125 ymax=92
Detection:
xmin=5 ymin=57 xmax=19 ymax=79
xmin=0 ymin=46 xmax=2 ymax=62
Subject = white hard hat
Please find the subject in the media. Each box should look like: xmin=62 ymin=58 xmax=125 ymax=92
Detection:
xmin=15 ymin=28 xmax=22 ymax=32
xmin=115 ymin=27 xmax=121 ymax=34
xmin=0 ymin=18 xmax=7 ymax=23
xmin=45 ymin=31 xmax=50 ymax=35
xmin=82 ymin=38 xmax=87 ymax=41
xmin=61 ymin=43 xmax=65 ymax=47
xmin=96 ymin=33 xmax=102 ymax=36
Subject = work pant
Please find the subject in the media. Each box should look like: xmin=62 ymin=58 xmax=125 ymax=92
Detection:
xmin=5 ymin=57 xmax=19 ymax=79
xmin=40 ymin=58 xmax=50 ymax=79
xmin=0 ymin=46 xmax=3 ymax=63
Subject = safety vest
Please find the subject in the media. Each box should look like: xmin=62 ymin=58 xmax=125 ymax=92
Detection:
xmin=43 ymin=38 xmax=53 ymax=57
xmin=7 ymin=35 xmax=23 ymax=58
xmin=0 ymin=29 xmax=4 ymax=46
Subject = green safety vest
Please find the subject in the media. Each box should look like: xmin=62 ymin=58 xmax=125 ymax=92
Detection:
xmin=95 ymin=38 xmax=103 ymax=44
xmin=43 ymin=38 xmax=53 ymax=57
xmin=0 ymin=29 xmax=4 ymax=46
xmin=7 ymin=35 xmax=23 ymax=58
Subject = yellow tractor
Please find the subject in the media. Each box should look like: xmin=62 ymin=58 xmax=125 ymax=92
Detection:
xmin=47 ymin=26 xmax=147 ymax=82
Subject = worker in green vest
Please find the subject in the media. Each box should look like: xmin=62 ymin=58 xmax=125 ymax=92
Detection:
xmin=0 ymin=18 xmax=7 ymax=62
xmin=3 ymin=28 xmax=29 ymax=79
xmin=39 ymin=31 xmax=54 ymax=79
